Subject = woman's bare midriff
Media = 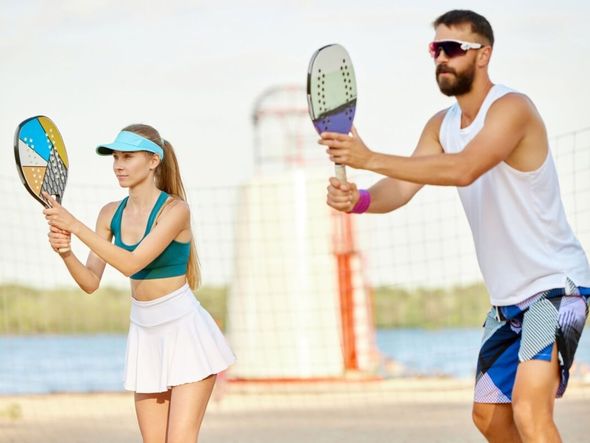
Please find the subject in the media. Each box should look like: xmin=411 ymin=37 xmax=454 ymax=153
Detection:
xmin=130 ymin=274 xmax=189 ymax=301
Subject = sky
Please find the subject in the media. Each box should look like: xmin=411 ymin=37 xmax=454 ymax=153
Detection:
xmin=1 ymin=0 xmax=589 ymax=287
xmin=2 ymin=0 xmax=589 ymax=189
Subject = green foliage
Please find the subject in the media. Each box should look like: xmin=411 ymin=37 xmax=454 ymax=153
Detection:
xmin=0 ymin=403 xmax=22 ymax=420
xmin=371 ymin=283 xmax=491 ymax=328
xmin=1 ymin=282 xmax=585 ymax=334
xmin=0 ymin=284 xmax=227 ymax=334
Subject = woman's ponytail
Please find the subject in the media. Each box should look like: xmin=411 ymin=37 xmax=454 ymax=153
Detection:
xmin=122 ymin=124 xmax=201 ymax=290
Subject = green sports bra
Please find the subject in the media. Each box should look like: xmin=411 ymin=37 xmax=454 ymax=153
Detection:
xmin=110 ymin=191 xmax=190 ymax=280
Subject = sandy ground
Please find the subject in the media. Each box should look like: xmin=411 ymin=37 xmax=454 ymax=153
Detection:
xmin=0 ymin=378 xmax=589 ymax=443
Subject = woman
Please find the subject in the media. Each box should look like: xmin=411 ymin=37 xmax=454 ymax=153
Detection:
xmin=44 ymin=124 xmax=235 ymax=443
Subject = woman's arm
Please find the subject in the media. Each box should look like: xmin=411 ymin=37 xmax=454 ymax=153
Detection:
xmin=48 ymin=202 xmax=115 ymax=294
xmin=44 ymin=194 xmax=190 ymax=277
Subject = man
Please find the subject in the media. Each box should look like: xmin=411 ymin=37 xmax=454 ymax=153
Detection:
xmin=320 ymin=9 xmax=590 ymax=442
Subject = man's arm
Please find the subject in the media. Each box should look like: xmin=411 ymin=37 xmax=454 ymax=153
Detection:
xmin=326 ymin=110 xmax=446 ymax=213
xmin=366 ymin=110 xmax=447 ymax=212
xmin=321 ymin=93 xmax=534 ymax=187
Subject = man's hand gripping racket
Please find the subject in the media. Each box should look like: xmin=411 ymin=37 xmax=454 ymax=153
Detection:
xmin=307 ymin=44 xmax=362 ymax=212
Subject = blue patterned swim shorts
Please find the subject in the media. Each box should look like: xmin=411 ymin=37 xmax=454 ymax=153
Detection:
xmin=474 ymin=279 xmax=590 ymax=403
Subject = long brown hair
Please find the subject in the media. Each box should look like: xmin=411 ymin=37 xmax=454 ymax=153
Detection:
xmin=122 ymin=124 xmax=201 ymax=290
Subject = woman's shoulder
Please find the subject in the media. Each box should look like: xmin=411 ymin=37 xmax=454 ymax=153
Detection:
xmin=158 ymin=195 xmax=190 ymax=223
xmin=165 ymin=196 xmax=190 ymax=213
xmin=91 ymin=200 xmax=125 ymax=233
xmin=97 ymin=199 xmax=125 ymax=221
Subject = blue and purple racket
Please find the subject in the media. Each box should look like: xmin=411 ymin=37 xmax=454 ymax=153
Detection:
xmin=307 ymin=43 xmax=357 ymax=183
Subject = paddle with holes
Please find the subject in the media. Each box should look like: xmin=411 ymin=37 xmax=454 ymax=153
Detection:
xmin=307 ymin=43 xmax=357 ymax=183
xmin=14 ymin=115 xmax=70 ymax=251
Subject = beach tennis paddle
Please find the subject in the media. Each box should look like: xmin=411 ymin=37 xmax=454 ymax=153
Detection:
xmin=14 ymin=115 xmax=70 ymax=252
xmin=307 ymin=43 xmax=357 ymax=183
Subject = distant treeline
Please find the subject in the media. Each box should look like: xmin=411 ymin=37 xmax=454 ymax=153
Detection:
xmin=372 ymin=283 xmax=490 ymax=328
xmin=0 ymin=284 xmax=226 ymax=335
xmin=2 ymin=282 xmax=582 ymax=334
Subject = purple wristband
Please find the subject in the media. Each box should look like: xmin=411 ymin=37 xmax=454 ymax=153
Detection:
xmin=349 ymin=189 xmax=371 ymax=214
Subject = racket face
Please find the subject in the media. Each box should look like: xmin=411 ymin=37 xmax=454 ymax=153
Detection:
xmin=14 ymin=116 xmax=69 ymax=207
xmin=307 ymin=44 xmax=357 ymax=135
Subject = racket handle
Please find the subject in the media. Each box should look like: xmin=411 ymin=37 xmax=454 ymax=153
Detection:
xmin=335 ymin=164 xmax=347 ymax=184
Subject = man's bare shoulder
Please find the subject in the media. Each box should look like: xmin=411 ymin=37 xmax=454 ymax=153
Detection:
xmin=422 ymin=108 xmax=451 ymax=137
xmin=412 ymin=108 xmax=450 ymax=155
xmin=431 ymin=108 xmax=451 ymax=124
xmin=484 ymin=92 xmax=548 ymax=171
xmin=488 ymin=92 xmax=539 ymax=120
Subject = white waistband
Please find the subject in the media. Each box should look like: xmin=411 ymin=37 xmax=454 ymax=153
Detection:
xmin=130 ymin=284 xmax=199 ymax=327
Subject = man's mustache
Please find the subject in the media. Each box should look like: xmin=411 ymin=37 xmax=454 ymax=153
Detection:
xmin=436 ymin=65 xmax=456 ymax=76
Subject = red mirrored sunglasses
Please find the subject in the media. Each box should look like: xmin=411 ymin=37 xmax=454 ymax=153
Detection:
xmin=428 ymin=39 xmax=484 ymax=58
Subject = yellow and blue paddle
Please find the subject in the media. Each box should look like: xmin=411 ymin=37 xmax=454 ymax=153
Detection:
xmin=15 ymin=115 xmax=70 ymax=251
xmin=14 ymin=115 xmax=69 ymax=208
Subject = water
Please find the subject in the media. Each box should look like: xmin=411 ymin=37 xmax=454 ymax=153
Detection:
xmin=1 ymin=329 xmax=589 ymax=395
xmin=376 ymin=328 xmax=483 ymax=378
xmin=0 ymin=335 xmax=127 ymax=395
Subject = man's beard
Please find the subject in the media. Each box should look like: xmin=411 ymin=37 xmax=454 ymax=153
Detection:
xmin=436 ymin=62 xmax=475 ymax=96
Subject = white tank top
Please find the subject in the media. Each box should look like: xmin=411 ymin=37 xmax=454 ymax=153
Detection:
xmin=439 ymin=84 xmax=590 ymax=305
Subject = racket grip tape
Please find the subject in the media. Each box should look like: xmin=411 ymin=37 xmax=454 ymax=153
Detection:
xmin=335 ymin=164 xmax=347 ymax=184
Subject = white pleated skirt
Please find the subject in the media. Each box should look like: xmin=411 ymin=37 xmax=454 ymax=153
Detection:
xmin=124 ymin=283 xmax=236 ymax=393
